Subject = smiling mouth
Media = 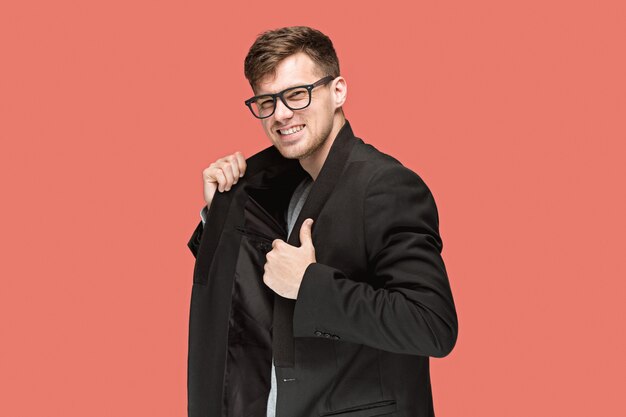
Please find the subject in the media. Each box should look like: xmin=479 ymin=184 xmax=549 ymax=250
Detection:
xmin=277 ymin=124 xmax=305 ymax=136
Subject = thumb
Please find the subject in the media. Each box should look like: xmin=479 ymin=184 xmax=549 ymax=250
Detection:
xmin=299 ymin=218 xmax=314 ymax=247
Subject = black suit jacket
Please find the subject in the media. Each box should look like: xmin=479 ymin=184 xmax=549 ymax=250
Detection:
xmin=187 ymin=119 xmax=458 ymax=417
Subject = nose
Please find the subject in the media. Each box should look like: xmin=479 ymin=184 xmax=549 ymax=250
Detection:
xmin=273 ymin=97 xmax=294 ymax=122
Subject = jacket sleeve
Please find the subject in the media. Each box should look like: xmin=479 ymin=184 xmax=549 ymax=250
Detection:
xmin=292 ymin=164 xmax=458 ymax=357
xmin=187 ymin=205 xmax=209 ymax=258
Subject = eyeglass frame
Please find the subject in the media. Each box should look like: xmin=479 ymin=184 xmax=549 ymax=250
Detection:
xmin=244 ymin=75 xmax=336 ymax=119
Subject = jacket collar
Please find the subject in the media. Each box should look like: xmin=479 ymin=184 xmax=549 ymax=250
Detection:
xmin=283 ymin=118 xmax=357 ymax=246
xmin=244 ymin=118 xmax=357 ymax=188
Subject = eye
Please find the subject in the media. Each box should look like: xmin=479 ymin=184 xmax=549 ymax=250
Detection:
xmin=258 ymin=99 xmax=274 ymax=109
xmin=287 ymin=90 xmax=306 ymax=99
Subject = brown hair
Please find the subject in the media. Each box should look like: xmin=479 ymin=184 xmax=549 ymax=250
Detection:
xmin=244 ymin=26 xmax=340 ymax=93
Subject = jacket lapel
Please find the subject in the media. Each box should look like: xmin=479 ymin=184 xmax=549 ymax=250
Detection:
xmin=273 ymin=119 xmax=360 ymax=367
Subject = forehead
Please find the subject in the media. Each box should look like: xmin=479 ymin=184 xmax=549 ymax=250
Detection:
xmin=254 ymin=52 xmax=323 ymax=95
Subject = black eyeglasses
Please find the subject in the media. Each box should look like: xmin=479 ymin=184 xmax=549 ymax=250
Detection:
xmin=244 ymin=75 xmax=335 ymax=119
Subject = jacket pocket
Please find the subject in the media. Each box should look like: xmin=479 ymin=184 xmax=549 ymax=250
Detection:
xmin=319 ymin=399 xmax=397 ymax=417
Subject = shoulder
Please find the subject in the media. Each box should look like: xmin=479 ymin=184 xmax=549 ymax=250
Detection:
xmin=350 ymin=140 xmax=430 ymax=192
xmin=351 ymin=142 xmax=443 ymax=258
xmin=350 ymin=140 xmax=440 ymax=231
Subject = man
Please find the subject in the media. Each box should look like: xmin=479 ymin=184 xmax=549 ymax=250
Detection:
xmin=187 ymin=26 xmax=458 ymax=417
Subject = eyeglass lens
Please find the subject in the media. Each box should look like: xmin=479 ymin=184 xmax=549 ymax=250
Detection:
xmin=250 ymin=86 xmax=311 ymax=118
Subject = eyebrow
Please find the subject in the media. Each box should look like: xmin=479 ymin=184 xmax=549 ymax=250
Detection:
xmin=255 ymin=81 xmax=309 ymax=96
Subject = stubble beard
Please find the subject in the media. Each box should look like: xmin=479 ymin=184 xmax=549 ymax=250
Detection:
xmin=296 ymin=132 xmax=328 ymax=161
xmin=276 ymin=129 xmax=328 ymax=161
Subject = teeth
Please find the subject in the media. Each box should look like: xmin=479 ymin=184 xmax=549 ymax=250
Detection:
xmin=279 ymin=125 xmax=304 ymax=135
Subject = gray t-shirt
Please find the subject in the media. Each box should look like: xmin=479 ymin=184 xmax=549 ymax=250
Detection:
xmin=199 ymin=175 xmax=314 ymax=417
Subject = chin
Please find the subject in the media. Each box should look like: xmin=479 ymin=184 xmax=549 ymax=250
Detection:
xmin=276 ymin=146 xmax=304 ymax=160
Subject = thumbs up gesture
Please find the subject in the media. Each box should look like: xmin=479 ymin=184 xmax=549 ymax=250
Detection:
xmin=263 ymin=218 xmax=317 ymax=300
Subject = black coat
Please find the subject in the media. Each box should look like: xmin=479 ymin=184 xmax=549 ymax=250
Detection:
xmin=187 ymin=120 xmax=458 ymax=417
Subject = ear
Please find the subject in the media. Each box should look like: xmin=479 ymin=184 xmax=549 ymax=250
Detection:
xmin=331 ymin=76 xmax=347 ymax=109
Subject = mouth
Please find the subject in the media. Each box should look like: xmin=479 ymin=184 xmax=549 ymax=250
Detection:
xmin=276 ymin=124 xmax=306 ymax=138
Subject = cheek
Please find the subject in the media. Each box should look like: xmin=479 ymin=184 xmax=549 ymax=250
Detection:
xmin=262 ymin=122 xmax=274 ymax=135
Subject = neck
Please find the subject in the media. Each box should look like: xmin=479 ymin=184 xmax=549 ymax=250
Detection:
xmin=299 ymin=112 xmax=346 ymax=181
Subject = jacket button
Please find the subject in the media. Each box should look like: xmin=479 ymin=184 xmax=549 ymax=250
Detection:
xmin=314 ymin=330 xmax=322 ymax=336
xmin=323 ymin=332 xmax=331 ymax=338
xmin=331 ymin=335 xmax=340 ymax=340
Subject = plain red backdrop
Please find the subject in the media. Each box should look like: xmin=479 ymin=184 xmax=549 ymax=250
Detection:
xmin=1 ymin=1 xmax=625 ymax=416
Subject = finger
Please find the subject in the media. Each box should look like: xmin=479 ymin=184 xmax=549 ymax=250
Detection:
xmin=203 ymin=166 xmax=218 ymax=183
xmin=227 ymin=154 xmax=240 ymax=181
xmin=217 ymin=161 xmax=235 ymax=190
xmin=214 ymin=169 xmax=227 ymax=192
xmin=299 ymin=218 xmax=314 ymax=247
xmin=235 ymin=152 xmax=246 ymax=178
xmin=203 ymin=180 xmax=217 ymax=204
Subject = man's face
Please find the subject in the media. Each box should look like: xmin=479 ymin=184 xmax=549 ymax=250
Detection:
xmin=254 ymin=52 xmax=338 ymax=160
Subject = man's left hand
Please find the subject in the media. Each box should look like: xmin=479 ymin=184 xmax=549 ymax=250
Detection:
xmin=263 ymin=218 xmax=316 ymax=299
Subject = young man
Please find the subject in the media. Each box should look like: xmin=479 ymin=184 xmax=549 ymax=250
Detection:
xmin=187 ymin=26 xmax=458 ymax=417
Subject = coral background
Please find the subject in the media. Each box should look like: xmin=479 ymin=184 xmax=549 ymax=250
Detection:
xmin=1 ymin=1 xmax=624 ymax=416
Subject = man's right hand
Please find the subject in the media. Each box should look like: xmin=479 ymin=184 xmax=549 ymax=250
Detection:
xmin=203 ymin=151 xmax=247 ymax=208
